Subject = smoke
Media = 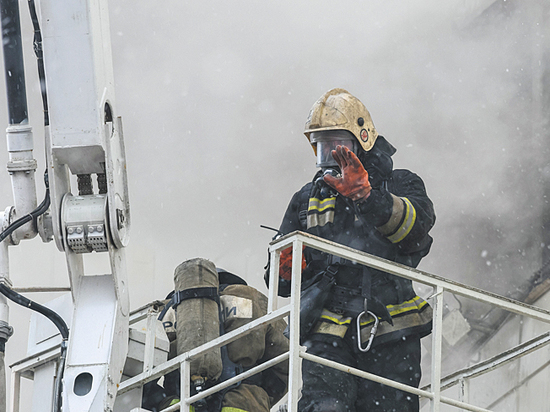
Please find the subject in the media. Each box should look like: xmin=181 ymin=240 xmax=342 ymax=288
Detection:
xmin=106 ymin=0 xmax=548 ymax=302
xmin=0 ymin=0 xmax=548 ymax=405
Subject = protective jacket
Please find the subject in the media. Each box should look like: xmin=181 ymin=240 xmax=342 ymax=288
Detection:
xmin=277 ymin=136 xmax=435 ymax=347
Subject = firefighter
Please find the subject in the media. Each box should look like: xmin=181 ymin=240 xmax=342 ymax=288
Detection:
xmin=273 ymin=88 xmax=435 ymax=411
xmin=144 ymin=258 xmax=289 ymax=412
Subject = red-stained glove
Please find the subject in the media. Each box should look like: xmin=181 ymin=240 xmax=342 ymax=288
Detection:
xmin=323 ymin=145 xmax=372 ymax=201
xmin=279 ymin=246 xmax=307 ymax=280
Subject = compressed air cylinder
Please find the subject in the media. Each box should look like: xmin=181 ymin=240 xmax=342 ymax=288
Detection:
xmin=175 ymin=258 xmax=222 ymax=383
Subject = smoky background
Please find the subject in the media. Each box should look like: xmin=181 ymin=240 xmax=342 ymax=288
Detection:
xmin=0 ymin=0 xmax=548 ymax=407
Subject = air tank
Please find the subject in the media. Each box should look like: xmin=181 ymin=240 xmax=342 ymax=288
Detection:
xmin=174 ymin=258 xmax=222 ymax=387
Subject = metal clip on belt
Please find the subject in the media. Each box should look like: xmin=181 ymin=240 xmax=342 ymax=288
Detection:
xmin=356 ymin=299 xmax=379 ymax=352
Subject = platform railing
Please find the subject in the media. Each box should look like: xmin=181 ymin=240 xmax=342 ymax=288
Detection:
xmin=115 ymin=231 xmax=550 ymax=412
xmin=267 ymin=231 xmax=550 ymax=412
xmin=16 ymin=231 xmax=550 ymax=411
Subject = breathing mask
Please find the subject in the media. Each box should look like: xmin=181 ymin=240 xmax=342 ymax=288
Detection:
xmin=310 ymin=130 xmax=357 ymax=169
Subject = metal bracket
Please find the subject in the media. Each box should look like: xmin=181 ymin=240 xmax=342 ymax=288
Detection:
xmin=62 ymin=194 xmax=108 ymax=253
xmin=6 ymin=158 xmax=37 ymax=173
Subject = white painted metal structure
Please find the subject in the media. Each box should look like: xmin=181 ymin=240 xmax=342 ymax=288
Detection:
xmin=40 ymin=0 xmax=130 ymax=410
xmin=11 ymin=301 xmax=168 ymax=412
xmin=0 ymin=0 xmax=130 ymax=410
xmin=32 ymin=230 xmax=543 ymax=412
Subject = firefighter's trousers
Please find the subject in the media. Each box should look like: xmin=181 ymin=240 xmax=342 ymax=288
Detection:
xmin=298 ymin=334 xmax=421 ymax=412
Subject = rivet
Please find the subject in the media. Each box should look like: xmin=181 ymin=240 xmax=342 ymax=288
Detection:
xmin=358 ymin=117 xmax=364 ymax=127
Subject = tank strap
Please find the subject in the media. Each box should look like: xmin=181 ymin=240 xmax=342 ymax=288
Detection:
xmin=158 ymin=287 xmax=219 ymax=321
xmin=298 ymin=182 xmax=313 ymax=228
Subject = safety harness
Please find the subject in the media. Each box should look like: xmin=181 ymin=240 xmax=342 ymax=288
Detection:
xmin=296 ymin=172 xmax=431 ymax=351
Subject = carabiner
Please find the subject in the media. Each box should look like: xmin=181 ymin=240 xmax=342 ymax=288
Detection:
xmin=356 ymin=310 xmax=379 ymax=353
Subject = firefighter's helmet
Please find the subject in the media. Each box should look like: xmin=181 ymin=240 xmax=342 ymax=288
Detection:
xmin=304 ymin=88 xmax=378 ymax=154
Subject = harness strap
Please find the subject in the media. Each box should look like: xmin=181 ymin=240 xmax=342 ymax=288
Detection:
xmin=362 ymin=267 xmax=393 ymax=325
xmin=361 ymin=267 xmax=371 ymax=300
xmin=158 ymin=287 xmax=219 ymax=321
xmin=298 ymin=182 xmax=312 ymax=228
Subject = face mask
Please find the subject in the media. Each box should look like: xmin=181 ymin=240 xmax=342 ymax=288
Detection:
xmin=310 ymin=130 xmax=356 ymax=168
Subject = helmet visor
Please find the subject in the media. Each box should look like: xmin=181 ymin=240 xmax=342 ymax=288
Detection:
xmin=310 ymin=130 xmax=356 ymax=168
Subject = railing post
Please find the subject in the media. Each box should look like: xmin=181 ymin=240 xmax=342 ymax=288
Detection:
xmin=143 ymin=306 xmax=158 ymax=374
xmin=181 ymin=359 xmax=191 ymax=412
xmin=268 ymin=249 xmax=281 ymax=313
xmin=431 ymin=285 xmax=444 ymax=412
xmin=287 ymin=239 xmax=303 ymax=412
xmin=10 ymin=368 xmax=19 ymax=412
xmin=459 ymin=377 xmax=470 ymax=411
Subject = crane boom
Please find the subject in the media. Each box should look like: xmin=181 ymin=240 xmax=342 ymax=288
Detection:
xmin=0 ymin=0 xmax=131 ymax=410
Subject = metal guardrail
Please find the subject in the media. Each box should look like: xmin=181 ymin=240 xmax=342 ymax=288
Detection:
xmin=425 ymin=331 xmax=550 ymax=393
xmin=121 ymin=231 xmax=550 ymax=411
xmin=265 ymin=231 xmax=550 ymax=412
xmin=11 ymin=231 xmax=550 ymax=411
xmin=115 ymin=231 xmax=550 ymax=412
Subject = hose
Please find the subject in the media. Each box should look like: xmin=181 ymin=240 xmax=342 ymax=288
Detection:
xmin=0 ymin=2 xmax=62 ymax=411
xmin=0 ymin=282 xmax=69 ymax=412
xmin=0 ymin=284 xmax=69 ymax=340
xmin=260 ymin=225 xmax=283 ymax=238
xmin=52 ymin=340 xmax=67 ymax=412
xmin=0 ymin=170 xmax=63 ymax=412
xmin=27 ymin=0 xmax=49 ymax=126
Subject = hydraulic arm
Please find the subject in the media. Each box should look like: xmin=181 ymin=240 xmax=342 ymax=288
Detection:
xmin=0 ymin=0 xmax=131 ymax=410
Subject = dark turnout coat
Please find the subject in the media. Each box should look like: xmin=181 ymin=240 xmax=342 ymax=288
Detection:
xmin=278 ymin=138 xmax=435 ymax=346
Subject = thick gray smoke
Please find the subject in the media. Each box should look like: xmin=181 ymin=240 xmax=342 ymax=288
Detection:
xmin=106 ymin=0 xmax=548 ymax=304
xmin=0 ymin=0 xmax=547 ymax=405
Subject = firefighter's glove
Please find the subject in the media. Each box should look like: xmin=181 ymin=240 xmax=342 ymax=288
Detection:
xmin=279 ymin=246 xmax=306 ymax=280
xmin=323 ymin=145 xmax=372 ymax=202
